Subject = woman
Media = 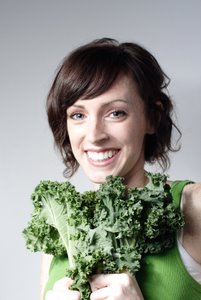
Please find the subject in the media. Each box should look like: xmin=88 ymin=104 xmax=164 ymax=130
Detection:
xmin=41 ymin=38 xmax=201 ymax=299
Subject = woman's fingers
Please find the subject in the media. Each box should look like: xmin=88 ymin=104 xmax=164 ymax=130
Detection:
xmin=46 ymin=289 xmax=80 ymax=300
xmin=53 ymin=277 xmax=74 ymax=291
xmin=45 ymin=277 xmax=81 ymax=300
xmin=90 ymin=273 xmax=131 ymax=291
xmin=90 ymin=286 xmax=109 ymax=300
xmin=90 ymin=273 xmax=144 ymax=300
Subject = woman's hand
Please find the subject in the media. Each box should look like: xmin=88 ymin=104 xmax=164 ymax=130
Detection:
xmin=45 ymin=277 xmax=81 ymax=300
xmin=90 ymin=273 xmax=144 ymax=300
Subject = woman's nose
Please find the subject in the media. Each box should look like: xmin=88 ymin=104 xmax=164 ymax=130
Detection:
xmin=86 ymin=118 xmax=109 ymax=144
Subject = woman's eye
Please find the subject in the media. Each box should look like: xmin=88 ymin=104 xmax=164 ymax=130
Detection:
xmin=109 ymin=110 xmax=126 ymax=118
xmin=70 ymin=112 xmax=85 ymax=120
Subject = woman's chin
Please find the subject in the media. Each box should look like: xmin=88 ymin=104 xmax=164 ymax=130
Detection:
xmin=87 ymin=172 xmax=111 ymax=186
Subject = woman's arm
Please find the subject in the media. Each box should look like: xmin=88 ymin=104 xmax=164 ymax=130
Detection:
xmin=40 ymin=254 xmax=81 ymax=300
xmin=40 ymin=254 xmax=53 ymax=300
xmin=182 ymin=182 xmax=201 ymax=264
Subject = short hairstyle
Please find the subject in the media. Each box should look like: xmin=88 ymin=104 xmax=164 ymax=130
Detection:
xmin=46 ymin=38 xmax=181 ymax=177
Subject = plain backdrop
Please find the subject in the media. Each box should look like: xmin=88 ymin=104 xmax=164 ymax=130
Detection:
xmin=0 ymin=1 xmax=201 ymax=299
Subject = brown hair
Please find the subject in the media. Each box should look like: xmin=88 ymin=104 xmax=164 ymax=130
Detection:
xmin=46 ymin=38 xmax=181 ymax=177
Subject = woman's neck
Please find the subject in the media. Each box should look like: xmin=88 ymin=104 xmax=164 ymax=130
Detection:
xmin=92 ymin=169 xmax=149 ymax=190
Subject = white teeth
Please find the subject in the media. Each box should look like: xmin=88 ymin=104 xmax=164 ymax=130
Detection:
xmin=99 ymin=152 xmax=104 ymax=160
xmin=108 ymin=151 xmax=113 ymax=158
xmin=87 ymin=150 xmax=117 ymax=161
xmin=103 ymin=152 xmax=108 ymax=159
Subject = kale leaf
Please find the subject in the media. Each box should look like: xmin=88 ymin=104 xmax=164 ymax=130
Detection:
xmin=23 ymin=173 xmax=184 ymax=299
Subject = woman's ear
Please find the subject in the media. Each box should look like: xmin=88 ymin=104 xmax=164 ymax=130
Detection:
xmin=146 ymin=101 xmax=163 ymax=134
xmin=146 ymin=122 xmax=155 ymax=134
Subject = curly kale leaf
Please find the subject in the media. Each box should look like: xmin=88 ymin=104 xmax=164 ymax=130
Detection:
xmin=23 ymin=180 xmax=88 ymax=267
xmin=92 ymin=176 xmax=143 ymax=274
xmin=23 ymin=173 xmax=185 ymax=300
xmin=23 ymin=212 xmax=65 ymax=256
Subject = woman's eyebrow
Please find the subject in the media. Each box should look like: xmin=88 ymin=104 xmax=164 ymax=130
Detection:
xmin=69 ymin=104 xmax=84 ymax=109
xmin=104 ymin=99 xmax=129 ymax=106
xmin=70 ymin=99 xmax=129 ymax=109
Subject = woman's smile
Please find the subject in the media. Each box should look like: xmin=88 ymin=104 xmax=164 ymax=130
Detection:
xmin=67 ymin=74 xmax=154 ymax=187
xmin=85 ymin=149 xmax=120 ymax=165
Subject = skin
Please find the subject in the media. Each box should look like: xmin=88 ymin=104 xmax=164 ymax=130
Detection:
xmin=42 ymin=75 xmax=201 ymax=300
xmin=182 ymin=183 xmax=201 ymax=265
xmin=66 ymin=75 xmax=154 ymax=188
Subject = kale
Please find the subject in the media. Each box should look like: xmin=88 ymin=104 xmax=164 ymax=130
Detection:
xmin=23 ymin=173 xmax=184 ymax=299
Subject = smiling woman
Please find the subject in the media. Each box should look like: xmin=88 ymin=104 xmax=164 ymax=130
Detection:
xmin=47 ymin=38 xmax=176 ymax=179
xmin=41 ymin=38 xmax=201 ymax=300
xmin=66 ymin=75 xmax=153 ymax=187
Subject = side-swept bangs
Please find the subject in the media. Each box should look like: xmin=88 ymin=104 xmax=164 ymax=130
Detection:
xmin=59 ymin=41 xmax=131 ymax=107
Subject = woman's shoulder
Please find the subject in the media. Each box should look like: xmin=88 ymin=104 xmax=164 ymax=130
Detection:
xmin=183 ymin=181 xmax=201 ymax=196
xmin=182 ymin=182 xmax=201 ymax=213
xmin=181 ymin=181 xmax=201 ymax=264
xmin=168 ymin=178 xmax=201 ymax=198
xmin=182 ymin=181 xmax=201 ymax=215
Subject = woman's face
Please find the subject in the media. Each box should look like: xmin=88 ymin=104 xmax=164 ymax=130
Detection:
xmin=67 ymin=75 xmax=153 ymax=187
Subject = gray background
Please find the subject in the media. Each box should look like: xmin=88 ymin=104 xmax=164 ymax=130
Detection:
xmin=0 ymin=1 xmax=201 ymax=299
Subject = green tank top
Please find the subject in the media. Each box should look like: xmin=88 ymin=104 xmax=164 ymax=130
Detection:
xmin=44 ymin=180 xmax=201 ymax=299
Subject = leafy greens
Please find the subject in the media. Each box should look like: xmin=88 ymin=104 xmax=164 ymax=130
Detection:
xmin=23 ymin=173 xmax=184 ymax=299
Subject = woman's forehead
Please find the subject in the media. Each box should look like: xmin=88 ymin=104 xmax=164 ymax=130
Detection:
xmin=68 ymin=75 xmax=144 ymax=112
xmin=78 ymin=74 xmax=139 ymax=101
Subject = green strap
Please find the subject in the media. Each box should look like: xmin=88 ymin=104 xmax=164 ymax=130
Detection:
xmin=170 ymin=180 xmax=193 ymax=208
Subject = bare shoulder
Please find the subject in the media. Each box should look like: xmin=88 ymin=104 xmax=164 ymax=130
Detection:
xmin=182 ymin=181 xmax=201 ymax=216
xmin=183 ymin=182 xmax=201 ymax=213
xmin=39 ymin=254 xmax=53 ymax=300
xmin=183 ymin=181 xmax=201 ymax=197
xmin=182 ymin=182 xmax=201 ymax=263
